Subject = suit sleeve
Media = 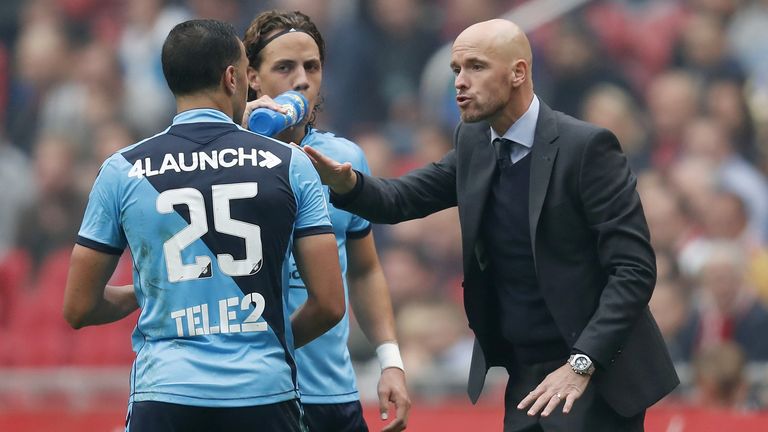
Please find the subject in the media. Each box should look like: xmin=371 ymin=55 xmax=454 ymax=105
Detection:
xmin=345 ymin=145 xmax=372 ymax=239
xmin=330 ymin=147 xmax=459 ymax=224
xmin=572 ymin=129 xmax=657 ymax=368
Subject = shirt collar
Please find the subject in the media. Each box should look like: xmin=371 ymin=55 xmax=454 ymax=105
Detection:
xmin=490 ymin=95 xmax=540 ymax=149
xmin=172 ymin=108 xmax=234 ymax=125
xmin=298 ymin=126 xmax=317 ymax=147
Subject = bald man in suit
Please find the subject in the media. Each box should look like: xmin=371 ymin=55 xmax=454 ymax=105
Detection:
xmin=305 ymin=19 xmax=678 ymax=431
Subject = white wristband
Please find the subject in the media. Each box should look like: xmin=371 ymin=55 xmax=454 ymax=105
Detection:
xmin=375 ymin=342 xmax=404 ymax=372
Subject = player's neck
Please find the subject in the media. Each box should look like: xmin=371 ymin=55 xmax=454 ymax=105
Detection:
xmin=276 ymin=124 xmax=307 ymax=145
xmin=175 ymin=93 xmax=234 ymax=120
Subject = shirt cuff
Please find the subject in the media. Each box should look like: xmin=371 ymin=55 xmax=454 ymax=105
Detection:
xmin=329 ymin=169 xmax=365 ymax=208
xmin=76 ymin=236 xmax=124 ymax=255
xmin=346 ymin=225 xmax=372 ymax=240
xmin=294 ymin=225 xmax=334 ymax=239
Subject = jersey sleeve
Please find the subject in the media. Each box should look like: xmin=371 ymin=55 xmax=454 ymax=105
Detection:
xmin=289 ymin=147 xmax=334 ymax=238
xmin=76 ymin=156 xmax=127 ymax=255
xmin=345 ymin=145 xmax=372 ymax=239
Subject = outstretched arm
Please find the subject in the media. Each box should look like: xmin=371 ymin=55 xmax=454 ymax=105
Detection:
xmin=304 ymin=145 xmax=458 ymax=223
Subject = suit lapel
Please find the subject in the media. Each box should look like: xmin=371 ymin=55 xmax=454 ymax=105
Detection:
xmin=461 ymin=124 xmax=494 ymax=271
xmin=529 ymin=103 xmax=560 ymax=260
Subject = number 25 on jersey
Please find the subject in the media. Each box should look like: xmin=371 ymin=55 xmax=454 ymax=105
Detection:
xmin=156 ymin=182 xmax=263 ymax=283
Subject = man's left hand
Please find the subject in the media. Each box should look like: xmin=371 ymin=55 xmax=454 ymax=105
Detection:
xmin=517 ymin=363 xmax=591 ymax=417
xmin=240 ymin=96 xmax=287 ymax=129
xmin=378 ymin=367 xmax=410 ymax=431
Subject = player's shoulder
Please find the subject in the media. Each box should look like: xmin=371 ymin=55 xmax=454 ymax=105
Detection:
xmin=306 ymin=128 xmax=361 ymax=153
xmin=97 ymin=129 xmax=167 ymax=173
xmin=114 ymin=126 xmax=173 ymax=162
xmin=304 ymin=128 xmax=366 ymax=165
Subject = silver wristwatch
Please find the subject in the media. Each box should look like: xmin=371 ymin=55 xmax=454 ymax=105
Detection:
xmin=568 ymin=353 xmax=595 ymax=376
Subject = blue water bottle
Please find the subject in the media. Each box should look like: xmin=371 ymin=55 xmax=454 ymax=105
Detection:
xmin=248 ymin=90 xmax=309 ymax=137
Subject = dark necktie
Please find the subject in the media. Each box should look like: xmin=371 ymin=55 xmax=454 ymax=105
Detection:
xmin=494 ymin=138 xmax=514 ymax=169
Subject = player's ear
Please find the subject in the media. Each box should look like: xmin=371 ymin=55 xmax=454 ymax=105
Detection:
xmin=223 ymin=65 xmax=237 ymax=96
xmin=247 ymin=66 xmax=261 ymax=96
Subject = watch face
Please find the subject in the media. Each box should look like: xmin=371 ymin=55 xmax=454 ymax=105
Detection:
xmin=571 ymin=354 xmax=592 ymax=372
xmin=575 ymin=356 xmax=589 ymax=370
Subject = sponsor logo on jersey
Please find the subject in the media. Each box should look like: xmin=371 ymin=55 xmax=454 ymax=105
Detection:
xmin=128 ymin=148 xmax=282 ymax=178
xmin=170 ymin=293 xmax=268 ymax=337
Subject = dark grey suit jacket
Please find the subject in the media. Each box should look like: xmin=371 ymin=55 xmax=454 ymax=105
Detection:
xmin=331 ymin=102 xmax=679 ymax=417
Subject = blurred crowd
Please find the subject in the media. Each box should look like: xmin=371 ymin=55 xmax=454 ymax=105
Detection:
xmin=1 ymin=0 xmax=768 ymax=413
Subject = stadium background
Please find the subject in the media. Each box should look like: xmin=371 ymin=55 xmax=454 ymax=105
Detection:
xmin=2 ymin=0 xmax=768 ymax=430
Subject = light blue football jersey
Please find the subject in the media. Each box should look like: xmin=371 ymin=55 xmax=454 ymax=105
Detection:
xmin=287 ymin=128 xmax=372 ymax=404
xmin=77 ymin=109 xmax=333 ymax=407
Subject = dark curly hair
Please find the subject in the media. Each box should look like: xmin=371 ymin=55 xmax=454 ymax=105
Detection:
xmin=243 ymin=10 xmax=325 ymax=69
xmin=243 ymin=10 xmax=326 ymax=125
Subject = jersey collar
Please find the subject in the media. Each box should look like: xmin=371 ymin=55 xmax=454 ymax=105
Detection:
xmin=172 ymin=108 xmax=234 ymax=125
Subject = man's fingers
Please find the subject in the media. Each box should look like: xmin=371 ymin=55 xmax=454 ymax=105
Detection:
xmin=303 ymin=145 xmax=326 ymax=164
xmin=382 ymin=395 xmax=409 ymax=432
xmin=339 ymin=162 xmax=353 ymax=174
xmin=304 ymin=145 xmax=333 ymax=163
xmin=303 ymin=146 xmax=357 ymax=192
xmin=541 ymin=393 xmax=563 ymax=417
xmin=303 ymin=152 xmax=317 ymax=165
xmin=242 ymin=96 xmax=284 ymax=129
xmin=378 ymin=368 xmax=410 ymax=432
xmin=562 ymin=392 xmax=578 ymax=414
xmin=517 ymin=387 xmax=542 ymax=410
xmin=381 ymin=418 xmax=406 ymax=432
xmin=302 ymin=146 xmax=326 ymax=168
xmin=304 ymin=145 xmax=346 ymax=171
xmin=247 ymin=96 xmax=282 ymax=112
xmin=394 ymin=391 xmax=411 ymax=428
xmin=379 ymin=406 xmax=391 ymax=421
xmin=378 ymin=387 xmax=391 ymax=420
xmin=517 ymin=393 xmax=535 ymax=410
xmin=526 ymin=393 xmax=551 ymax=416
